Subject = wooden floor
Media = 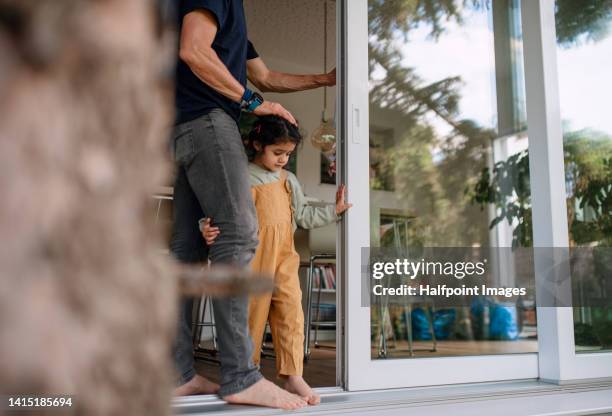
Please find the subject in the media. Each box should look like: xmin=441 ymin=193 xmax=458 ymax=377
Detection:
xmin=193 ymin=339 xmax=537 ymax=389
xmin=194 ymin=343 xmax=337 ymax=388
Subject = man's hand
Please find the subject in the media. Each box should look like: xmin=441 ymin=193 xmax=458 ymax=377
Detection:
xmin=335 ymin=184 xmax=353 ymax=215
xmin=253 ymin=101 xmax=297 ymax=125
xmin=247 ymin=59 xmax=336 ymax=94
xmin=199 ymin=218 xmax=220 ymax=246
xmin=322 ymin=68 xmax=336 ymax=87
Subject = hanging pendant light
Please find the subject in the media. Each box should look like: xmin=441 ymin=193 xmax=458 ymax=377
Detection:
xmin=310 ymin=0 xmax=336 ymax=156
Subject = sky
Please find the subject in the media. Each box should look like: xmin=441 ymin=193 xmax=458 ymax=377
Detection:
xmin=557 ymin=34 xmax=612 ymax=136
xmin=396 ymin=7 xmax=497 ymax=133
xmin=371 ymin=5 xmax=612 ymax=139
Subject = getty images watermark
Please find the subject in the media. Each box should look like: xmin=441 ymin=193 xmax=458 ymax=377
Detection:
xmin=371 ymin=257 xmax=527 ymax=298
xmin=361 ymin=247 xmax=611 ymax=308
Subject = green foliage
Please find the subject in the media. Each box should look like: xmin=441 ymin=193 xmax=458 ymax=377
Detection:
xmin=369 ymin=0 xmax=464 ymax=42
xmin=469 ymin=149 xmax=532 ymax=248
xmin=556 ymin=0 xmax=612 ymax=46
xmin=564 ymin=131 xmax=612 ymax=244
xmin=470 ymin=130 xmax=612 ymax=248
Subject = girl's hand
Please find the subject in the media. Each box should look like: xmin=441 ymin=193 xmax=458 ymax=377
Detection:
xmin=200 ymin=218 xmax=220 ymax=246
xmin=335 ymin=184 xmax=353 ymax=215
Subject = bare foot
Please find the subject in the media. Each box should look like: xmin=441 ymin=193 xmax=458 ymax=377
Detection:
xmin=174 ymin=374 xmax=220 ymax=396
xmin=224 ymin=378 xmax=307 ymax=410
xmin=284 ymin=375 xmax=320 ymax=405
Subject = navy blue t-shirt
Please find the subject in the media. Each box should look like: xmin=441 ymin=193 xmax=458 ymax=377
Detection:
xmin=175 ymin=0 xmax=259 ymax=125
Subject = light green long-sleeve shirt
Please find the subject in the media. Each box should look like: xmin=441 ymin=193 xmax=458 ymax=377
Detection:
xmin=249 ymin=163 xmax=337 ymax=231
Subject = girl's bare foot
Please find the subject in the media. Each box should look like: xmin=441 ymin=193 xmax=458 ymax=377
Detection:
xmin=224 ymin=378 xmax=307 ymax=410
xmin=283 ymin=375 xmax=320 ymax=405
xmin=174 ymin=374 xmax=220 ymax=396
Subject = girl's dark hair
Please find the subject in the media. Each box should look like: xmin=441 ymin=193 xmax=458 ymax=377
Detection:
xmin=246 ymin=115 xmax=302 ymax=160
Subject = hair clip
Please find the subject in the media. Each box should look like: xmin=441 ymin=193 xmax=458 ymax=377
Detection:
xmin=254 ymin=125 xmax=262 ymax=134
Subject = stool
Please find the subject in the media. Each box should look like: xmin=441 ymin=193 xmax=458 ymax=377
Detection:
xmin=192 ymin=296 xmax=219 ymax=364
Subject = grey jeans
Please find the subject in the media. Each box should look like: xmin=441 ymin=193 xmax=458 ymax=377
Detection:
xmin=170 ymin=108 xmax=262 ymax=397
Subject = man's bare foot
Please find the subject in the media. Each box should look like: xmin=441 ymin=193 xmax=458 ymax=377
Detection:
xmin=284 ymin=375 xmax=320 ymax=405
xmin=224 ymin=378 xmax=307 ymax=410
xmin=174 ymin=374 xmax=220 ymax=396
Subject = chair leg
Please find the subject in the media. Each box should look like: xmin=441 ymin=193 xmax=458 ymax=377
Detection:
xmin=304 ymin=259 xmax=314 ymax=361
xmin=389 ymin=307 xmax=398 ymax=350
xmin=313 ymin=286 xmax=323 ymax=348
xmin=261 ymin=321 xmax=275 ymax=359
xmin=426 ymin=303 xmax=437 ymax=352
xmin=192 ymin=297 xmax=203 ymax=348
xmin=378 ymin=303 xmax=387 ymax=358
xmin=404 ymin=304 xmax=414 ymax=357
xmin=205 ymin=297 xmax=218 ymax=352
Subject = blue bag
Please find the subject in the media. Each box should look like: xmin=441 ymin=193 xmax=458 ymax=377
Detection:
xmin=410 ymin=308 xmax=456 ymax=340
xmin=489 ymin=303 xmax=519 ymax=340
xmin=411 ymin=308 xmax=432 ymax=340
xmin=433 ymin=309 xmax=456 ymax=340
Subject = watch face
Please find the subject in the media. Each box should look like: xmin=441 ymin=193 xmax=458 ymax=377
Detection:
xmin=245 ymin=92 xmax=264 ymax=112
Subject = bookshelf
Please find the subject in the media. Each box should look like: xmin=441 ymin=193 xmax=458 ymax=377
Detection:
xmin=311 ymin=263 xmax=337 ymax=291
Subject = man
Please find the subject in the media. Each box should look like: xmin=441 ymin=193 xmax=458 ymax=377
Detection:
xmin=171 ymin=0 xmax=335 ymax=409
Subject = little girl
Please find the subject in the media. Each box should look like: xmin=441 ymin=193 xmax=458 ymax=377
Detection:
xmin=200 ymin=116 xmax=351 ymax=405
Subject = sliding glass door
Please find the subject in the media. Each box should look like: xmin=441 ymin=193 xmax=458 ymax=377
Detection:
xmin=343 ymin=0 xmax=537 ymax=390
xmin=342 ymin=0 xmax=611 ymax=390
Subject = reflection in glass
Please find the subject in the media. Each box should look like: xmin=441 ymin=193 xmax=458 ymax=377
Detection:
xmin=555 ymin=0 xmax=612 ymax=353
xmin=368 ymin=0 xmax=538 ymax=358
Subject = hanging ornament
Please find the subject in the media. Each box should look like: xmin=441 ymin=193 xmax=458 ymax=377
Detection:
xmin=311 ymin=113 xmax=336 ymax=153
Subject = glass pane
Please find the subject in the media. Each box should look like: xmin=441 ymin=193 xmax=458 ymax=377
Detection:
xmin=368 ymin=0 xmax=538 ymax=359
xmin=555 ymin=0 xmax=612 ymax=353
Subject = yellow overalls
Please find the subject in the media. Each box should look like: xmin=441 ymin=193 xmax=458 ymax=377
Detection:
xmin=249 ymin=170 xmax=304 ymax=376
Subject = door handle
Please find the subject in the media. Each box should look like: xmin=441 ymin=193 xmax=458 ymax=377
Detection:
xmin=352 ymin=105 xmax=360 ymax=144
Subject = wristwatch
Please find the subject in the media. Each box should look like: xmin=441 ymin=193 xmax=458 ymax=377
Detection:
xmin=240 ymin=88 xmax=264 ymax=112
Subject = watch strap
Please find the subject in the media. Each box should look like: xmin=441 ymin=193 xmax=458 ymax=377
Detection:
xmin=247 ymin=95 xmax=263 ymax=112
xmin=241 ymin=88 xmax=253 ymax=103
